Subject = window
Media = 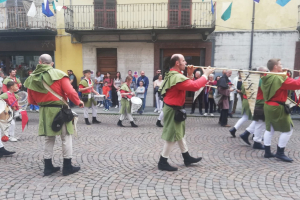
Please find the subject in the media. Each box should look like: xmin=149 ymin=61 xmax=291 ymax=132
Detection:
xmin=168 ymin=0 xmax=191 ymax=28
xmin=94 ymin=0 xmax=116 ymax=29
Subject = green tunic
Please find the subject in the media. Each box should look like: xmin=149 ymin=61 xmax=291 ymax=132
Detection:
xmin=119 ymin=83 xmax=132 ymax=114
xmin=24 ymin=64 xmax=74 ymax=137
xmin=159 ymin=70 xmax=189 ymax=142
xmin=3 ymin=77 xmax=21 ymax=85
xmin=241 ymin=84 xmax=252 ymax=120
xmin=79 ymin=79 xmax=96 ymax=108
xmin=261 ymin=74 xmax=292 ymax=132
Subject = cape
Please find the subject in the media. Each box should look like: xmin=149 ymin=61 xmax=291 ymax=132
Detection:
xmin=261 ymin=74 xmax=287 ymax=101
xmin=159 ymin=70 xmax=188 ymax=97
xmin=24 ymin=64 xmax=68 ymax=93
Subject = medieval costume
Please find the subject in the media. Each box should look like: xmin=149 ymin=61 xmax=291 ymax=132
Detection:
xmin=157 ymin=68 xmax=207 ymax=171
xmin=261 ymin=74 xmax=300 ymax=162
xmin=79 ymin=76 xmax=100 ymax=125
xmin=217 ymin=75 xmax=231 ymax=127
xmin=2 ymin=76 xmax=21 ymax=93
xmin=229 ymin=84 xmax=253 ymax=137
xmin=117 ymin=83 xmax=138 ymax=127
xmin=25 ymin=64 xmax=81 ymax=176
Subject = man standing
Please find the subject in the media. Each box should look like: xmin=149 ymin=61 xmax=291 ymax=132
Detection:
xmin=190 ymin=71 xmax=204 ymax=115
xmin=25 ymin=54 xmax=84 ymax=176
xmin=232 ymin=71 xmax=242 ymax=114
xmin=157 ymin=54 xmax=214 ymax=171
xmin=137 ymin=71 xmax=149 ymax=110
xmin=261 ymin=59 xmax=300 ymax=162
xmin=153 ymin=69 xmax=162 ymax=82
xmin=2 ymin=69 xmax=22 ymax=93
xmin=217 ymin=70 xmax=233 ymax=127
xmin=128 ymin=70 xmax=136 ymax=91
xmin=67 ymin=70 xmax=78 ymax=107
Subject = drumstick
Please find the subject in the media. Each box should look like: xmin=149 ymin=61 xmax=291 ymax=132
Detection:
xmin=205 ymin=85 xmax=217 ymax=89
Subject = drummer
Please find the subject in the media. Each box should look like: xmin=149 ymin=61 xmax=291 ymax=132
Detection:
xmin=117 ymin=76 xmax=138 ymax=127
xmin=0 ymin=81 xmax=20 ymax=142
xmin=78 ymin=70 xmax=101 ymax=125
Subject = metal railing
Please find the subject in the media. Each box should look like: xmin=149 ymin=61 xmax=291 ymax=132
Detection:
xmin=298 ymin=5 xmax=300 ymax=28
xmin=0 ymin=6 xmax=56 ymax=30
xmin=64 ymin=2 xmax=216 ymax=30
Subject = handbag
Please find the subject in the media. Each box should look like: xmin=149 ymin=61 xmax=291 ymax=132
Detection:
xmin=174 ymin=107 xmax=187 ymax=122
xmin=42 ymin=81 xmax=75 ymax=132
xmin=81 ymin=95 xmax=88 ymax=102
xmin=275 ymin=101 xmax=291 ymax=115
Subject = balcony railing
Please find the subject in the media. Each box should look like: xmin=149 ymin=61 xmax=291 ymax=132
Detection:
xmin=0 ymin=6 xmax=56 ymax=31
xmin=298 ymin=5 xmax=300 ymax=29
xmin=64 ymin=2 xmax=216 ymax=31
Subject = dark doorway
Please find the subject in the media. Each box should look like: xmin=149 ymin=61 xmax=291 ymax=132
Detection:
xmin=96 ymin=48 xmax=117 ymax=78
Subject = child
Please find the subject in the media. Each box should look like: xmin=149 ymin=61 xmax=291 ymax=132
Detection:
xmin=102 ymin=81 xmax=110 ymax=111
xmin=117 ymin=86 xmax=122 ymax=111
xmin=135 ymin=81 xmax=145 ymax=114
xmin=0 ymin=81 xmax=20 ymax=142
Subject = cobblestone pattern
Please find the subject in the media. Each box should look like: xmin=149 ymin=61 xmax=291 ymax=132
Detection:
xmin=1 ymin=113 xmax=300 ymax=200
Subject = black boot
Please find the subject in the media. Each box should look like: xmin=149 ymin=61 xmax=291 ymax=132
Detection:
xmin=229 ymin=127 xmax=236 ymax=138
xmin=182 ymin=152 xmax=202 ymax=166
xmin=240 ymin=130 xmax=251 ymax=145
xmin=117 ymin=120 xmax=124 ymax=127
xmin=44 ymin=159 xmax=60 ymax=176
xmin=0 ymin=147 xmax=15 ymax=157
xmin=275 ymin=146 xmax=293 ymax=162
xmin=85 ymin=118 xmax=91 ymax=125
xmin=158 ymin=156 xmax=178 ymax=171
xmin=62 ymin=159 xmax=80 ymax=176
xmin=156 ymin=120 xmax=163 ymax=127
xmin=264 ymin=146 xmax=275 ymax=158
xmin=130 ymin=121 xmax=138 ymax=127
xmin=253 ymin=142 xmax=265 ymax=150
xmin=92 ymin=117 xmax=101 ymax=124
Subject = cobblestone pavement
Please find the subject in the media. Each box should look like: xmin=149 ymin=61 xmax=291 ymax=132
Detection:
xmin=1 ymin=113 xmax=300 ymax=200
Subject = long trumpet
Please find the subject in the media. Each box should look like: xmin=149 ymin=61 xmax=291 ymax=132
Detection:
xmin=186 ymin=65 xmax=287 ymax=77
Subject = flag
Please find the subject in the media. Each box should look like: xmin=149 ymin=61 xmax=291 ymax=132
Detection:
xmin=52 ymin=0 xmax=56 ymax=13
xmin=211 ymin=0 xmax=214 ymax=14
xmin=276 ymin=0 xmax=290 ymax=7
xmin=0 ymin=0 xmax=7 ymax=3
xmin=42 ymin=0 xmax=54 ymax=17
xmin=20 ymin=111 xmax=28 ymax=132
xmin=253 ymin=0 xmax=260 ymax=3
xmin=27 ymin=2 xmax=37 ymax=17
xmin=221 ymin=2 xmax=232 ymax=21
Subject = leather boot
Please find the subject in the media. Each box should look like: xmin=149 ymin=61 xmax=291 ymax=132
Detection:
xmin=117 ymin=120 xmax=124 ymax=127
xmin=182 ymin=152 xmax=202 ymax=166
xmin=44 ymin=159 xmax=60 ymax=176
xmin=92 ymin=117 xmax=101 ymax=124
xmin=229 ymin=127 xmax=236 ymax=138
xmin=0 ymin=147 xmax=15 ymax=157
xmin=85 ymin=118 xmax=91 ymax=125
xmin=62 ymin=158 xmax=80 ymax=176
xmin=240 ymin=130 xmax=251 ymax=145
xmin=275 ymin=146 xmax=293 ymax=162
xmin=156 ymin=120 xmax=163 ymax=127
xmin=264 ymin=146 xmax=275 ymax=158
xmin=158 ymin=156 xmax=178 ymax=171
xmin=130 ymin=121 xmax=138 ymax=127
xmin=253 ymin=142 xmax=265 ymax=150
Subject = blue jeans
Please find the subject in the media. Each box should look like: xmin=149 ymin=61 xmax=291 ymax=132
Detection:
xmin=142 ymin=90 xmax=147 ymax=110
xmin=30 ymin=104 xmax=39 ymax=111
xmin=108 ymin=90 xmax=112 ymax=107
xmin=104 ymin=99 xmax=110 ymax=110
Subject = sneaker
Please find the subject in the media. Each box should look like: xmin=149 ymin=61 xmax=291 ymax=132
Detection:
xmin=105 ymin=109 xmax=108 ymax=111
xmin=30 ymin=109 xmax=33 ymax=112
xmin=97 ymin=103 xmax=100 ymax=107
xmin=100 ymin=104 xmax=104 ymax=107
xmin=103 ymin=108 xmax=106 ymax=111
xmin=203 ymin=113 xmax=208 ymax=116
xmin=9 ymin=137 xmax=18 ymax=142
xmin=210 ymin=113 xmax=214 ymax=116
xmin=36 ymin=110 xmax=39 ymax=113
xmin=115 ymin=105 xmax=118 ymax=108
xmin=154 ymin=109 xmax=158 ymax=113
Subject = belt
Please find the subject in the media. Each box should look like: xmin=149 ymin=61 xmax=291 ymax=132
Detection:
xmin=165 ymin=103 xmax=183 ymax=109
xmin=40 ymin=105 xmax=64 ymax=108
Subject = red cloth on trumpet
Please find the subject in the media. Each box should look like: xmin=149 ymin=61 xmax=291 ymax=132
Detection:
xmin=20 ymin=110 xmax=28 ymax=132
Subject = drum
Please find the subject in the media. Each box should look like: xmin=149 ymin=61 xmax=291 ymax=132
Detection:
xmin=0 ymin=99 xmax=12 ymax=121
xmin=18 ymin=91 xmax=28 ymax=111
xmin=94 ymin=94 xmax=105 ymax=101
xmin=131 ymin=97 xmax=142 ymax=113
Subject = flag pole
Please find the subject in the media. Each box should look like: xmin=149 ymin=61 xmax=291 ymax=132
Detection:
xmin=249 ymin=1 xmax=255 ymax=70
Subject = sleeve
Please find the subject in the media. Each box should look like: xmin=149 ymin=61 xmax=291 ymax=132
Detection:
xmin=173 ymin=77 xmax=207 ymax=92
xmin=2 ymin=84 xmax=7 ymax=93
xmin=27 ymin=89 xmax=37 ymax=105
xmin=61 ymin=77 xmax=81 ymax=105
xmin=145 ymin=78 xmax=149 ymax=90
xmin=69 ymin=75 xmax=74 ymax=80
xmin=281 ymin=77 xmax=300 ymax=90
xmin=0 ymin=93 xmax=7 ymax=100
